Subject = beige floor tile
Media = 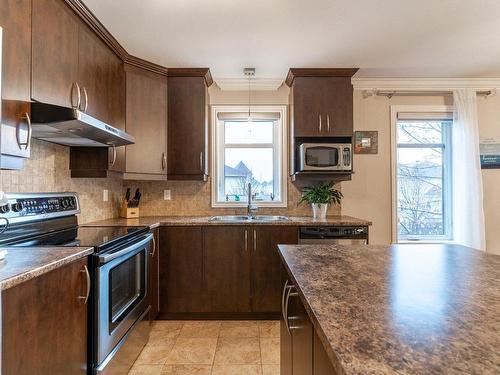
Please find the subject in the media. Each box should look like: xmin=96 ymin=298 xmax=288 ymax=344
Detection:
xmin=150 ymin=324 xmax=183 ymax=345
xmin=178 ymin=321 xmax=221 ymax=338
xmin=128 ymin=364 xmax=163 ymax=375
xmin=220 ymin=321 xmax=259 ymax=338
xmin=258 ymin=321 xmax=280 ymax=338
xmin=161 ymin=364 xmax=212 ymax=375
xmin=262 ymin=364 xmax=280 ymax=375
xmin=135 ymin=341 xmax=177 ymax=365
xmin=211 ymin=364 xmax=263 ymax=375
xmin=153 ymin=321 xmax=185 ymax=332
xmin=165 ymin=338 xmax=217 ymax=365
xmin=214 ymin=337 xmax=261 ymax=365
xmin=260 ymin=338 xmax=280 ymax=365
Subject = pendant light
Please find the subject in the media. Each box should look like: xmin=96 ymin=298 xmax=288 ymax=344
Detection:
xmin=244 ymin=68 xmax=255 ymax=122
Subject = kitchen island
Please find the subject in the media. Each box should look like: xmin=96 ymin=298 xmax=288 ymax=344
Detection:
xmin=278 ymin=243 xmax=500 ymax=375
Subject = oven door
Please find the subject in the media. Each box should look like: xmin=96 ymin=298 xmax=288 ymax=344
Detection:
xmin=95 ymin=233 xmax=152 ymax=366
xmin=299 ymin=144 xmax=342 ymax=171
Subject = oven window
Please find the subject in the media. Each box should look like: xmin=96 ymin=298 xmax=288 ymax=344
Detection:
xmin=109 ymin=251 xmax=146 ymax=327
xmin=306 ymin=147 xmax=339 ymax=167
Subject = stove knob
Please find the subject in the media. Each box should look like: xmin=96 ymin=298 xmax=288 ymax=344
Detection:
xmin=0 ymin=204 xmax=9 ymax=214
xmin=11 ymin=202 xmax=23 ymax=212
xmin=61 ymin=199 xmax=70 ymax=209
xmin=68 ymin=198 xmax=76 ymax=208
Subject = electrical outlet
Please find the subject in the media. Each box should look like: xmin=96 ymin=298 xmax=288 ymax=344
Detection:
xmin=163 ymin=190 xmax=171 ymax=201
xmin=103 ymin=189 xmax=109 ymax=202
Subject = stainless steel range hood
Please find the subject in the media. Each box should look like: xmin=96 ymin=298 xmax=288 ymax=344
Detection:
xmin=30 ymin=103 xmax=134 ymax=147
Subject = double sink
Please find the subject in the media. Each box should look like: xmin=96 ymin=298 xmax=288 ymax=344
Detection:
xmin=209 ymin=215 xmax=289 ymax=222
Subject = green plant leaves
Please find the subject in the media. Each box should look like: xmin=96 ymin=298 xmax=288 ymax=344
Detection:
xmin=299 ymin=182 xmax=343 ymax=205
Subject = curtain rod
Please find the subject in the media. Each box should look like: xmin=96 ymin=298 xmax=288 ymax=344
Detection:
xmin=363 ymin=90 xmax=494 ymax=99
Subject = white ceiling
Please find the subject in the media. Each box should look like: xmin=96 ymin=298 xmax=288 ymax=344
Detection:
xmin=83 ymin=0 xmax=500 ymax=84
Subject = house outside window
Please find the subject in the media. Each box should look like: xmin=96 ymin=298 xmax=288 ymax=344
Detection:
xmin=211 ymin=105 xmax=287 ymax=207
xmin=391 ymin=106 xmax=453 ymax=242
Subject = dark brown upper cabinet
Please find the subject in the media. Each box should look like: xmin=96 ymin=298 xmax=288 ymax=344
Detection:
xmin=124 ymin=64 xmax=168 ymax=179
xmin=286 ymin=68 xmax=358 ymax=138
xmin=167 ymin=69 xmax=212 ymax=181
xmin=0 ymin=0 xmax=32 ymax=169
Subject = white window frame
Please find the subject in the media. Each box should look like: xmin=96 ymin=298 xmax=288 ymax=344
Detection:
xmin=390 ymin=105 xmax=454 ymax=244
xmin=211 ymin=105 xmax=288 ymax=208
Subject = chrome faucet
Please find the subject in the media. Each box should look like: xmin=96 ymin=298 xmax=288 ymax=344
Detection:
xmin=247 ymin=182 xmax=258 ymax=217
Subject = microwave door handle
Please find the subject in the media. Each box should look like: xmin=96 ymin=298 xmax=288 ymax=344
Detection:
xmin=98 ymin=233 xmax=153 ymax=265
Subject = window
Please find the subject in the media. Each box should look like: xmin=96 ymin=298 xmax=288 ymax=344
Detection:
xmin=211 ymin=106 xmax=287 ymax=207
xmin=393 ymin=108 xmax=453 ymax=242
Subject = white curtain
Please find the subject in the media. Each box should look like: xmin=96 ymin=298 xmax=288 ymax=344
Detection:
xmin=452 ymin=89 xmax=486 ymax=250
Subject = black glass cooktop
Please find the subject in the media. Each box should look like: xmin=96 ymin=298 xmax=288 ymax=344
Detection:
xmin=7 ymin=225 xmax=149 ymax=251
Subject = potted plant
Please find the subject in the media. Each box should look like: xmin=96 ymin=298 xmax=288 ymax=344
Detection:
xmin=299 ymin=183 xmax=343 ymax=219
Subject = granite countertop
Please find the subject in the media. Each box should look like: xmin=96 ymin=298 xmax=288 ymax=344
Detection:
xmin=278 ymin=243 xmax=500 ymax=375
xmin=82 ymin=215 xmax=372 ymax=228
xmin=0 ymin=247 xmax=94 ymax=290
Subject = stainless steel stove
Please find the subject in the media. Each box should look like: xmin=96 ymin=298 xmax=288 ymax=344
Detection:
xmin=0 ymin=192 xmax=153 ymax=374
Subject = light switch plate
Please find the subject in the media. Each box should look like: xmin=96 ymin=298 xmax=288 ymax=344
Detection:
xmin=103 ymin=189 xmax=109 ymax=202
xmin=163 ymin=190 xmax=171 ymax=200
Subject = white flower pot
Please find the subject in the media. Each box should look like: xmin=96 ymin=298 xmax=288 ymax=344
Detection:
xmin=311 ymin=203 xmax=328 ymax=219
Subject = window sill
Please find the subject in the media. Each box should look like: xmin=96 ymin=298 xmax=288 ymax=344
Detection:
xmin=211 ymin=202 xmax=287 ymax=209
xmin=396 ymin=239 xmax=454 ymax=245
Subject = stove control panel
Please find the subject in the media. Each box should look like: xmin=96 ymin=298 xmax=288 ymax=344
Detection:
xmin=0 ymin=193 xmax=80 ymax=224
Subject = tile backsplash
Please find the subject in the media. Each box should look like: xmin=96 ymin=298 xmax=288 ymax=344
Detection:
xmin=122 ymin=179 xmax=341 ymax=217
xmin=0 ymin=140 xmax=122 ymax=224
xmin=0 ymin=140 xmax=341 ymax=223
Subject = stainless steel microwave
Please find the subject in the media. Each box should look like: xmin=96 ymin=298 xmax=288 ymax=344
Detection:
xmin=298 ymin=143 xmax=352 ymax=171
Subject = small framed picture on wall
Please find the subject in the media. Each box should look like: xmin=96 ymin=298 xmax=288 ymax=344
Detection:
xmin=354 ymin=131 xmax=378 ymax=154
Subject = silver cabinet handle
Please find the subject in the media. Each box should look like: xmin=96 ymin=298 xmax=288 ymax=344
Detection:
xmin=80 ymin=87 xmax=88 ymax=112
xmin=199 ymin=151 xmax=203 ymax=172
xmin=71 ymin=82 xmax=81 ymax=109
xmin=0 ymin=218 xmax=9 ymax=235
xmin=151 ymin=234 xmax=156 ymax=257
xmin=253 ymin=229 xmax=257 ymax=252
xmin=79 ymin=265 xmax=91 ymax=304
xmin=318 ymin=114 xmax=322 ymax=133
xmin=327 ymin=114 xmax=330 ymax=132
xmin=244 ymin=230 xmax=248 ymax=252
xmin=162 ymin=152 xmax=166 ymax=170
xmin=109 ymin=144 xmax=117 ymax=167
xmin=17 ymin=112 xmax=32 ymax=150
xmin=281 ymin=280 xmax=290 ymax=323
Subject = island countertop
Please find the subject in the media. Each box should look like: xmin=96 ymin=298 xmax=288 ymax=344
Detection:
xmin=278 ymin=243 xmax=500 ymax=375
xmin=82 ymin=215 xmax=371 ymax=228
xmin=0 ymin=247 xmax=94 ymax=290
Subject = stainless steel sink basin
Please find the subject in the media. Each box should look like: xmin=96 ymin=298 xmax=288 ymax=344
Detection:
xmin=209 ymin=215 xmax=289 ymax=222
xmin=209 ymin=215 xmax=251 ymax=222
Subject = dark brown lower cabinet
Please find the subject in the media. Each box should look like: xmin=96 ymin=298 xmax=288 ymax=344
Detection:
xmin=2 ymin=257 xmax=88 ymax=374
xmin=203 ymin=226 xmax=251 ymax=312
xmin=158 ymin=225 xmax=298 ymax=318
xmin=149 ymin=228 xmax=160 ymax=320
xmin=314 ymin=331 xmax=338 ymax=375
xmin=159 ymin=226 xmax=206 ymax=316
xmin=281 ymin=275 xmax=337 ymax=375
xmin=252 ymin=226 xmax=298 ymax=313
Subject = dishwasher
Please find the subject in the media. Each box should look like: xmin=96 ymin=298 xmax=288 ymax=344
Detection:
xmin=299 ymin=226 xmax=369 ymax=245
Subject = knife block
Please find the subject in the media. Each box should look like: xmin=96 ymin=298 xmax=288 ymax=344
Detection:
xmin=120 ymin=201 xmax=140 ymax=219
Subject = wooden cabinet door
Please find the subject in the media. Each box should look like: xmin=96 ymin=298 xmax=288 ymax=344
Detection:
xmin=167 ymin=77 xmax=207 ymax=179
xmin=203 ymin=226 xmax=251 ymax=312
xmin=32 ymin=0 xmax=79 ymax=108
xmin=251 ymin=226 xmax=298 ymax=313
xmin=280 ymin=267 xmax=293 ymax=375
xmin=125 ymin=65 xmax=167 ymax=175
xmin=2 ymin=257 xmax=88 ymax=374
xmin=159 ymin=226 xmax=206 ymax=314
xmin=322 ymin=77 xmax=353 ymax=137
xmin=313 ymin=331 xmax=338 ymax=375
xmin=149 ymin=228 xmax=160 ymax=320
xmin=78 ymin=24 xmax=109 ymax=122
xmin=292 ymin=77 xmax=323 ymax=137
xmin=0 ymin=0 xmax=32 ymax=163
xmin=290 ymin=293 xmax=313 ymax=375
